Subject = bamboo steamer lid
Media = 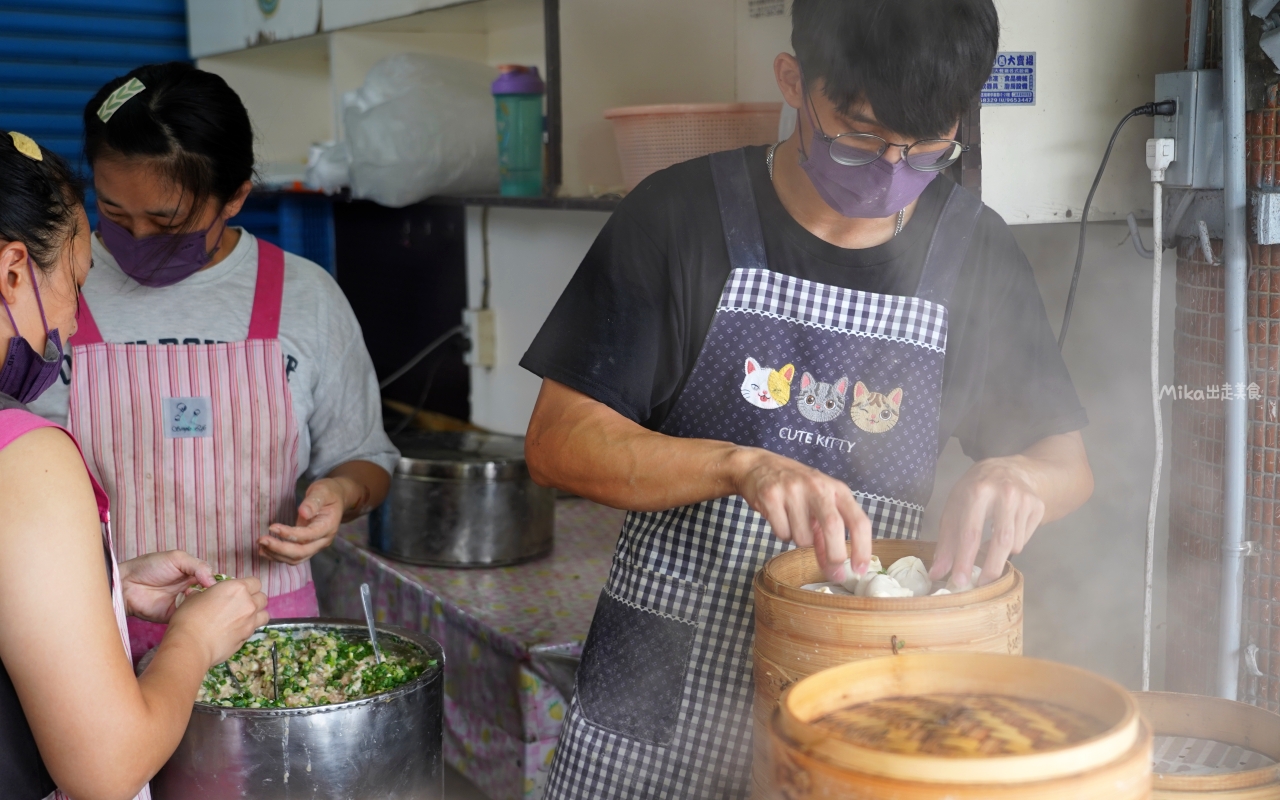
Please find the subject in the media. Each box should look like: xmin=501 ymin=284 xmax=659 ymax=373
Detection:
xmin=1133 ymin=692 xmax=1280 ymax=799
xmin=769 ymin=653 xmax=1153 ymax=799
xmin=752 ymin=543 xmax=1024 ymax=790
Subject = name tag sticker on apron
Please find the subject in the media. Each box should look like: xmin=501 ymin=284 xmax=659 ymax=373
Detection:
xmin=164 ymin=396 xmax=212 ymax=439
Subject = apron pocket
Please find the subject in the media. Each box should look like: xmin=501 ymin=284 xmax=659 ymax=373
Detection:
xmin=576 ymin=587 xmax=699 ymax=746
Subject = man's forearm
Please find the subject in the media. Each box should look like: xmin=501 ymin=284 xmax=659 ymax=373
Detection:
xmin=1016 ymin=431 xmax=1093 ymax=522
xmin=525 ymin=379 xmax=751 ymax=511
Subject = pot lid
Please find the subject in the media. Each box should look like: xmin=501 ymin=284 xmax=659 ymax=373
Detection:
xmin=392 ymin=431 xmax=531 ymax=480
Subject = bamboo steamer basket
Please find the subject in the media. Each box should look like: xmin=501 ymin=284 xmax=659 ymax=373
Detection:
xmin=752 ymin=542 xmax=1023 ymax=792
xmin=1133 ymin=692 xmax=1280 ymax=799
xmin=768 ymin=653 xmax=1153 ymax=799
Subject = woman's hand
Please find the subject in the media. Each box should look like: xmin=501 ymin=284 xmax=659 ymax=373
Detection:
xmin=260 ymin=461 xmax=390 ymax=566
xmin=259 ymin=478 xmax=346 ymax=565
xmin=165 ymin=578 xmax=269 ymax=668
xmin=119 ymin=550 xmax=216 ymax=623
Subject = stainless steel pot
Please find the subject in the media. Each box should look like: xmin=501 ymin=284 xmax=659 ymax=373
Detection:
xmin=370 ymin=431 xmax=555 ymax=568
xmin=148 ymin=619 xmax=444 ymax=800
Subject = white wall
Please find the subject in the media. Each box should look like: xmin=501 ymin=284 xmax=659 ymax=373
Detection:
xmin=198 ymin=36 xmax=334 ymax=180
xmin=559 ymin=0 xmax=738 ymax=195
xmin=464 ymin=207 xmax=610 ymax=434
xmin=982 ymin=0 xmax=1186 ymax=224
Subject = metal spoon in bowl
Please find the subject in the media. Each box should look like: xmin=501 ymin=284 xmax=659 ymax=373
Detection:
xmin=360 ymin=583 xmax=384 ymax=665
xmin=271 ymin=644 xmax=280 ymax=702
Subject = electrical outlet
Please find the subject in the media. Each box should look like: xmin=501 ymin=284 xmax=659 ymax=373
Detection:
xmin=1154 ymin=70 xmax=1224 ymax=190
xmin=462 ymin=309 xmax=496 ymax=368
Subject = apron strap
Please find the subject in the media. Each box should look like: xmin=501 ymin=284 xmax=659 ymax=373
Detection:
xmin=69 ymin=297 xmax=105 ymax=347
xmin=247 ymin=240 xmax=286 ymax=341
xmin=915 ymin=183 xmax=984 ymax=307
xmin=710 ymin=148 xmax=768 ymax=271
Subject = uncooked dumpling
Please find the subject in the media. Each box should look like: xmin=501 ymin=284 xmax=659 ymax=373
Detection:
xmin=864 ymin=573 xmax=913 ymax=598
xmin=801 ymin=582 xmax=854 ymax=596
xmin=840 ymin=555 xmax=883 ymax=594
xmin=885 ymin=556 xmax=932 ymax=598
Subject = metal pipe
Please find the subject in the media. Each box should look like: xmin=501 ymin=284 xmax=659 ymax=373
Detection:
xmin=1189 ymin=0 xmax=1211 ymax=70
xmin=1218 ymin=0 xmax=1249 ymax=702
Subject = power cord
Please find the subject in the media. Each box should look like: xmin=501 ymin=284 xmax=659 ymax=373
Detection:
xmin=1143 ymin=137 xmax=1175 ymax=692
xmin=1058 ymin=101 xmax=1177 ymax=351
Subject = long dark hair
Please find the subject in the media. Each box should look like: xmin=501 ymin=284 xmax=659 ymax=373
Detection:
xmin=83 ymin=62 xmax=255 ymax=227
xmin=0 ymin=132 xmax=85 ymax=275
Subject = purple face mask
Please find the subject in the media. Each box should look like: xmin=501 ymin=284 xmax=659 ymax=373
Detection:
xmin=798 ymin=99 xmax=939 ymax=220
xmin=98 ymin=214 xmax=225 ymax=288
xmin=0 ymin=259 xmax=64 ymax=405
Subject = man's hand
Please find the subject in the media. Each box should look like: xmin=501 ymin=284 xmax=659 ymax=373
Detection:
xmin=930 ymin=431 xmax=1092 ymax=588
xmin=119 ymin=550 xmax=216 ymax=623
xmin=526 ymin=379 xmax=870 ymax=581
xmin=732 ymin=448 xmax=873 ymax=582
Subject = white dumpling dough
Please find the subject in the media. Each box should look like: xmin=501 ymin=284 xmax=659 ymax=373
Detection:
xmin=801 ymin=582 xmax=854 ymax=596
xmin=931 ymin=587 xmax=952 ymax=596
xmin=839 ymin=555 xmax=883 ymax=594
xmin=885 ymin=556 xmax=932 ymax=598
xmin=863 ymin=573 xmax=913 ymax=598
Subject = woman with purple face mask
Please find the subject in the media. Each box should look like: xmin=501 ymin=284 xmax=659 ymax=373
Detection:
xmin=0 ymin=130 xmax=268 ymax=800
xmin=29 ymin=62 xmax=399 ymax=661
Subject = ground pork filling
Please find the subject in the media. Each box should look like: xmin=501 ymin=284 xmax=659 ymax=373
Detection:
xmin=197 ymin=628 xmax=429 ymax=709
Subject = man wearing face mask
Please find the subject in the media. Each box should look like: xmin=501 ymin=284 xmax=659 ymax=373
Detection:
xmin=522 ymin=0 xmax=1094 ymax=797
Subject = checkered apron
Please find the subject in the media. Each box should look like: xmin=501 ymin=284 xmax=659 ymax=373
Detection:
xmin=544 ymin=149 xmax=983 ymax=798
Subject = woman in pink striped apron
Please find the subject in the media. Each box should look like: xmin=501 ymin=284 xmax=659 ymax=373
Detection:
xmin=0 ymin=132 xmax=268 ymax=800
xmin=31 ymin=64 xmax=399 ymax=659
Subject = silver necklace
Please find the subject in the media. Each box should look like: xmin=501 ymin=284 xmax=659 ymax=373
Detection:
xmin=768 ymin=142 xmax=905 ymax=238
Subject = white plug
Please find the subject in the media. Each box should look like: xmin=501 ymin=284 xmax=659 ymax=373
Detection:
xmin=1146 ymin=138 xmax=1176 ymax=183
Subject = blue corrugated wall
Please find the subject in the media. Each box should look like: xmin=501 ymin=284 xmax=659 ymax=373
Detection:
xmin=0 ymin=0 xmax=336 ymax=275
xmin=0 ymin=0 xmax=188 ymax=170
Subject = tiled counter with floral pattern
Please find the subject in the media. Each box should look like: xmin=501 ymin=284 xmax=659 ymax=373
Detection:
xmin=313 ymin=499 xmax=624 ymax=800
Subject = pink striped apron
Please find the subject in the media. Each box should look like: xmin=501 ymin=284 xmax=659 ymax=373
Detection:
xmin=0 ymin=409 xmax=150 ymax=800
xmin=67 ymin=241 xmax=317 ymax=659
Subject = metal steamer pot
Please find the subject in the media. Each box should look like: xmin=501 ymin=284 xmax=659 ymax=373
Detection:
xmin=371 ymin=431 xmax=555 ymax=567
xmin=148 ymin=619 xmax=444 ymax=800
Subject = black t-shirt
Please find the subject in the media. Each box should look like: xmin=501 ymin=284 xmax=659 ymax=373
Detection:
xmin=521 ymin=146 xmax=1087 ymax=462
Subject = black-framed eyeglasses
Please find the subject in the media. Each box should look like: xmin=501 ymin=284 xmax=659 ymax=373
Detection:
xmin=818 ymin=131 xmax=970 ymax=172
xmin=804 ymin=84 xmax=969 ymax=172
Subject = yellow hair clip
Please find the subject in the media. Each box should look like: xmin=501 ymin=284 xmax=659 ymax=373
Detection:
xmin=9 ymin=132 xmax=42 ymax=162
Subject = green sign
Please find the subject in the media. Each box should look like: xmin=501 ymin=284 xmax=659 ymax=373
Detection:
xmin=258 ymin=0 xmax=280 ymax=16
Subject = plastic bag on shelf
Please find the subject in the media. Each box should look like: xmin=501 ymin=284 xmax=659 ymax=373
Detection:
xmin=305 ymin=141 xmax=351 ymax=195
xmin=343 ymin=53 xmax=500 ymax=208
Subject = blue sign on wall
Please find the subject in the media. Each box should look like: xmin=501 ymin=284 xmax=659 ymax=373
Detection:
xmin=982 ymin=52 xmax=1036 ymax=106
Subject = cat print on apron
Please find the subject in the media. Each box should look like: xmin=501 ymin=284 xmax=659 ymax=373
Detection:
xmin=544 ymin=149 xmax=982 ymax=799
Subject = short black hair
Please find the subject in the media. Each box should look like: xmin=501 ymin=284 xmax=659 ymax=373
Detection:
xmin=84 ymin=62 xmax=255 ymax=226
xmin=0 ymin=132 xmax=85 ymax=274
xmin=792 ymin=0 xmax=999 ymax=140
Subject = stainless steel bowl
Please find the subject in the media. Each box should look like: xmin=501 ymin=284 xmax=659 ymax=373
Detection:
xmin=370 ymin=431 xmax=555 ymax=568
xmin=147 ymin=618 xmax=444 ymax=800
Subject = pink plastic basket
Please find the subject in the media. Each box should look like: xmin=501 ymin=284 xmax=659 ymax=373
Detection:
xmin=605 ymin=103 xmax=784 ymax=191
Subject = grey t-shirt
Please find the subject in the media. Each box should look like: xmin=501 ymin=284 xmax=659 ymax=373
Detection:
xmin=31 ymin=230 xmax=399 ymax=481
